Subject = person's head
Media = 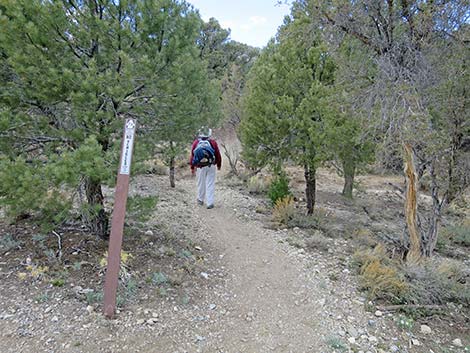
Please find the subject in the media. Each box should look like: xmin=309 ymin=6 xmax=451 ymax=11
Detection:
xmin=198 ymin=126 xmax=212 ymax=140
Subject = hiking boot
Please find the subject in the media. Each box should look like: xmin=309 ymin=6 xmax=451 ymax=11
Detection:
xmin=197 ymin=199 xmax=204 ymax=206
xmin=206 ymin=204 xmax=214 ymax=209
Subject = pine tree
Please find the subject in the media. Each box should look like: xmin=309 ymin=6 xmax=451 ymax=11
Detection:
xmin=0 ymin=0 xmax=220 ymax=237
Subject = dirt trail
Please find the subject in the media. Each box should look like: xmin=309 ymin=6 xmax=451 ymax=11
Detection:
xmin=199 ymin=203 xmax=325 ymax=351
xmin=0 ymin=170 xmax=408 ymax=353
xmin=138 ymin=175 xmax=373 ymax=353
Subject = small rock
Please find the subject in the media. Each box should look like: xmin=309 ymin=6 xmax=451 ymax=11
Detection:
xmin=348 ymin=337 xmax=356 ymax=344
xmin=86 ymin=305 xmax=94 ymax=314
xmin=136 ymin=319 xmax=145 ymax=325
xmin=368 ymin=336 xmax=378 ymax=343
xmin=51 ymin=316 xmax=59 ymax=322
xmin=145 ymin=230 xmax=154 ymax=236
xmin=368 ymin=319 xmax=376 ymax=327
xmin=452 ymin=338 xmax=463 ymax=347
xmin=152 ymin=312 xmax=158 ymax=317
xmin=420 ymin=324 xmax=432 ymax=334
xmin=195 ymin=335 xmax=205 ymax=342
xmin=389 ymin=345 xmax=399 ymax=352
xmin=200 ymin=272 xmax=209 ymax=279
xmin=347 ymin=327 xmax=359 ymax=338
xmin=411 ymin=338 xmax=421 ymax=346
xmin=195 ymin=246 xmax=202 ymax=251
xmin=374 ymin=310 xmax=383 ymax=317
xmin=146 ymin=318 xmax=158 ymax=325
xmin=209 ymin=304 xmax=216 ymax=310
xmin=44 ymin=307 xmax=52 ymax=314
xmin=72 ymin=286 xmax=84 ymax=295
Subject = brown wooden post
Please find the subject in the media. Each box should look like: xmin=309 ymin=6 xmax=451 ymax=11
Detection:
xmin=103 ymin=118 xmax=137 ymax=318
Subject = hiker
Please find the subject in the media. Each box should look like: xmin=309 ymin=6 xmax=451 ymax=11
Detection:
xmin=189 ymin=127 xmax=222 ymax=209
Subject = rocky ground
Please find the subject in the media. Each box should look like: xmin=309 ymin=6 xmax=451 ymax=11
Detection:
xmin=0 ymin=165 xmax=468 ymax=353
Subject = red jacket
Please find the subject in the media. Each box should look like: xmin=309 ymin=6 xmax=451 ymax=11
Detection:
xmin=190 ymin=138 xmax=222 ymax=171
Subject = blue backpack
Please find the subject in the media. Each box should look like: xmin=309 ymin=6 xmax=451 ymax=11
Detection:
xmin=192 ymin=139 xmax=215 ymax=167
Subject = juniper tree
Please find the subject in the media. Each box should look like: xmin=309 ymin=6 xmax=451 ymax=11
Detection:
xmin=298 ymin=0 xmax=470 ymax=259
xmin=240 ymin=13 xmax=336 ymax=214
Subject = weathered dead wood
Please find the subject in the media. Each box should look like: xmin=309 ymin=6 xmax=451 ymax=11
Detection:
xmin=403 ymin=143 xmax=421 ymax=263
xmin=221 ymin=143 xmax=239 ymax=177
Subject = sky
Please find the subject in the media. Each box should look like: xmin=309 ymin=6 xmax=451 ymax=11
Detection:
xmin=187 ymin=0 xmax=292 ymax=48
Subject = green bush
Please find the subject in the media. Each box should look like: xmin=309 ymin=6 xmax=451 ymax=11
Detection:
xmin=287 ymin=213 xmax=323 ymax=229
xmin=267 ymin=173 xmax=290 ymax=205
xmin=126 ymin=196 xmax=158 ymax=223
xmin=443 ymin=223 xmax=470 ymax=247
xmin=325 ymin=336 xmax=347 ymax=351
xmin=85 ymin=291 xmax=103 ymax=305
xmin=151 ymin=271 xmax=168 ymax=285
xmin=0 ymin=234 xmax=21 ymax=253
xmin=404 ymin=260 xmax=470 ymax=306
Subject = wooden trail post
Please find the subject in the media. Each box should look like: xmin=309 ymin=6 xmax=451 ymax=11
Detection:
xmin=103 ymin=118 xmax=136 ymax=318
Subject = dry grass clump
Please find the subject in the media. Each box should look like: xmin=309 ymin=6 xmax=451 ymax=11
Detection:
xmin=287 ymin=212 xmax=323 ymax=229
xmin=404 ymin=259 xmax=470 ymax=306
xmin=353 ymin=244 xmax=408 ymax=301
xmin=353 ymin=244 xmax=470 ymax=307
xmin=247 ymin=175 xmax=271 ymax=194
xmin=144 ymin=159 xmax=168 ymax=175
xmin=272 ymin=196 xmax=295 ymax=224
xmin=352 ymin=228 xmax=378 ymax=248
xmin=305 ymin=230 xmax=330 ymax=252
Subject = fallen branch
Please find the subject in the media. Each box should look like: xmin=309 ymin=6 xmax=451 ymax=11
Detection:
xmin=387 ymin=182 xmax=404 ymax=194
xmin=52 ymin=231 xmax=62 ymax=261
xmin=377 ymin=304 xmax=443 ymax=312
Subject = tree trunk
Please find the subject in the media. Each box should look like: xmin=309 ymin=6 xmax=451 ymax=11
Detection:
xmin=342 ymin=158 xmax=355 ymax=199
xmin=221 ymin=143 xmax=238 ymax=177
xmin=169 ymin=141 xmax=176 ymax=188
xmin=403 ymin=143 xmax=421 ymax=263
xmin=169 ymin=156 xmax=175 ymax=188
xmin=304 ymin=163 xmax=316 ymax=215
xmin=425 ymin=160 xmax=444 ymax=257
xmin=85 ymin=177 xmax=109 ymax=239
xmin=447 ymin=125 xmax=463 ymax=203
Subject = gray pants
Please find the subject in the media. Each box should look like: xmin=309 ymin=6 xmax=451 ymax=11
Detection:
xmin=197 ymin=165 xmax=216 ymax=206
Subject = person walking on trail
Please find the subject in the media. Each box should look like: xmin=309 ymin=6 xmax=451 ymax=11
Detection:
xmin=190 ymin=127 xmax=222 ymax=209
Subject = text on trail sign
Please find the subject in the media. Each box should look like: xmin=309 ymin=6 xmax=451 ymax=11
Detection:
xmin=120 ymin=119 xmax=136 ymax=175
